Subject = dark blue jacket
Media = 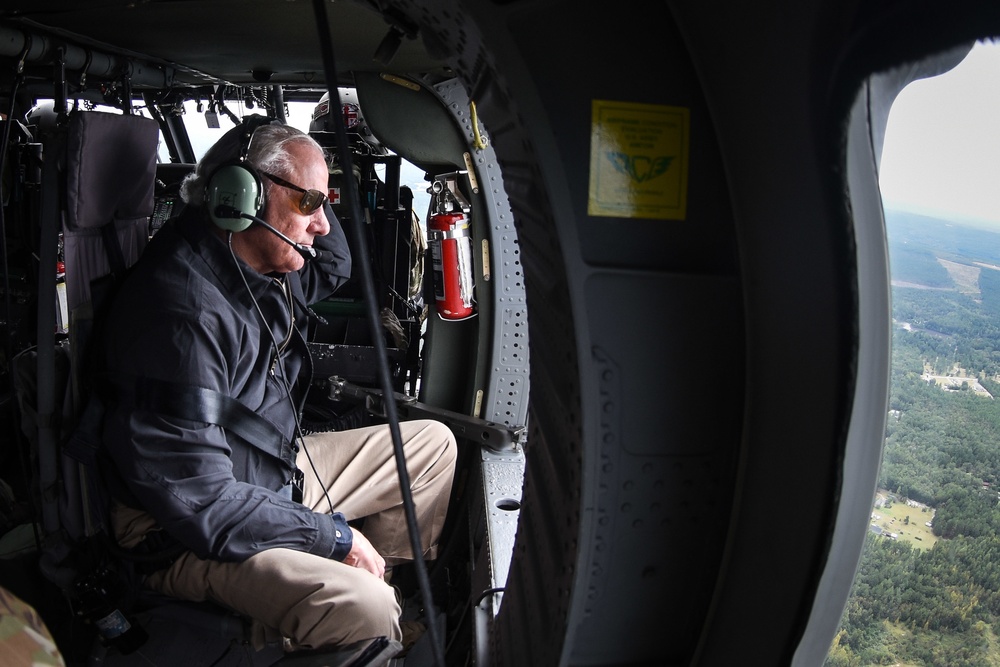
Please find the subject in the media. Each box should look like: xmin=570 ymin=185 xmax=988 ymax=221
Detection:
xmin=102 ymin=203 xmax=354 ymax=562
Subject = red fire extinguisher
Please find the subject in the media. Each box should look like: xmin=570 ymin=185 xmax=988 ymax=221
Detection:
xmin=428 ymin=180 xmax=475 ymax=320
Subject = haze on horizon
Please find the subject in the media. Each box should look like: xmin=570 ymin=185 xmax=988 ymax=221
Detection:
xmin=879 ymin=39 xmax=1000 ymax=226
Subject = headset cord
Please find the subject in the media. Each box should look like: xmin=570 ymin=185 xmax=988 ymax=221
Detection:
xmin=227 ymin=233 xmax=336 ymax=515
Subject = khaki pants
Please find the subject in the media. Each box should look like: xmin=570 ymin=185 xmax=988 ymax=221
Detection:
xmin=114 ymin=419 xmax=457 ymax=650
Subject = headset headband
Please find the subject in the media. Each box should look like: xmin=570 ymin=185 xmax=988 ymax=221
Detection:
xmin=238 ymin=114 xmax=276 ymax=163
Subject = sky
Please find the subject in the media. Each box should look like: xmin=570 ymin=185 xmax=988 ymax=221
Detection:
xmin=182 ymin=100 xmax=432 ymax=219
xmin=879 ymin=39 xmax=1000 ymax=224
xmin=173 ymin=50 xmax=1000 ymax=228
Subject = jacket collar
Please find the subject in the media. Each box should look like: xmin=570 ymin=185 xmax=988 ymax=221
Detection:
xmin=174 ymin=205 xmax=278 ymax=311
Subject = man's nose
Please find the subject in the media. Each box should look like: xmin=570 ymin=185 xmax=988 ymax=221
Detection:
xmin=310 ymin=208 xmax=332 ymax=236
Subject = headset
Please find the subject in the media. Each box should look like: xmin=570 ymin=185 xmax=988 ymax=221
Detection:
xmin=205 ymin=115 xmax=274 ymax=232
xmin=205 ymin=115 xmax=333 ymax=262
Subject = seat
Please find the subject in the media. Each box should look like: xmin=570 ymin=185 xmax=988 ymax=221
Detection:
xmin=309 ymin=159 xmax=424 ymax=395
xmin=12 ymin=110 xmax=278 ymax=664
xmin=14 ymin=110 xmax=400 ymax=667
xmin=14 ymin=110 xmax=158 ymax=574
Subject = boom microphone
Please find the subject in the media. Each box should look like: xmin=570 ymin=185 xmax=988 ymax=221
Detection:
xmin=214 ymin=205 xmax=336 ymax=262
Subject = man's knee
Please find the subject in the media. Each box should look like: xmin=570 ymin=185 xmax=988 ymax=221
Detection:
xmin=423 ymin=420 xmax=457 ymax=463
xmin=403 ymin=420 xmax=457 ymax=472
xmin=440 ymin=420 xmax=457 ymax=454
xmin=344 ymin=575 xmax=402 ymax=644
xmin=299 ymin=573 xmax=402 ymax=649
xmin=148 ymin=552 xmax=402 ymax=650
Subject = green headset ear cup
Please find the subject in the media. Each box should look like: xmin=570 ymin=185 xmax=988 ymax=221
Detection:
xmin=206 ymin=163 xmax=264 ymax=232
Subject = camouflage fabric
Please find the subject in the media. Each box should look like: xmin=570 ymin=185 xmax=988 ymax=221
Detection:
xmin=0 ymin=585 xmax=66 ymax=666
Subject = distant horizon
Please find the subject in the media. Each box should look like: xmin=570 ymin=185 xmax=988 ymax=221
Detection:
xmin=880 ymin=40 xmax=1000 ymax=227
xmin=883 ymin=203 xmax=1000 ymax=230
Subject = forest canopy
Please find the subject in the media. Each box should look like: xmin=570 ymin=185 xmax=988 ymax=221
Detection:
xmin=828 ymin=211 xmax=1000 ymax=667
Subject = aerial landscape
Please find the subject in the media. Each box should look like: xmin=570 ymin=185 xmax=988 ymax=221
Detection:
xmin=828 ymin=209 xmax=1000 ymax=666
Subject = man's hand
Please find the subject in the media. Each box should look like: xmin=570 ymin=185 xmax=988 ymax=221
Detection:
xmin=343 ymin=527 xmax=386 ymax=578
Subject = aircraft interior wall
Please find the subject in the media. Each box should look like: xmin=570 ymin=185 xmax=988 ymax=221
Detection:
xmin=3 ymin=0 xmax=1000 ymax=665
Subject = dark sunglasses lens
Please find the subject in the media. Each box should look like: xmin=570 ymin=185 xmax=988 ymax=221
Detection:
xmin=299 ymin=190 xmax=326 ymax=214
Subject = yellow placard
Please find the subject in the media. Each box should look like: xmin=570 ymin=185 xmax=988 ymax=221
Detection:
xmin=588 ymin=100 xmax=689 ymax=220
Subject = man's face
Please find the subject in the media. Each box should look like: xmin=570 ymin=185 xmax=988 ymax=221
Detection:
xmin=238 ymin=141 xmax=331 ymax=274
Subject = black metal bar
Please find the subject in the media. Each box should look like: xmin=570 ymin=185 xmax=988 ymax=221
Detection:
xmin=327 ymin=376 xmax=523 ymax=453
xmin=310 ymin=2 xmax=445 ymax=665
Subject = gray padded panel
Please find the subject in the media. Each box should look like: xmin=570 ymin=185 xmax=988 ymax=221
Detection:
xmin=62 ymin=111 xmax=158 ymax=312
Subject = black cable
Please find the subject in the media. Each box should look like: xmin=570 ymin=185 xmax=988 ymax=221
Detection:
xmin=0 ymin=38 xmax=31 ymax=378
xmin=0 ymin=73 xmax=20 ymax=375
xmin=0 ymin=38 xmax=40 ymax=552
xmin=206 ymin=639 xmax=237 ymax=667
xmin=226 ymin=233 xmax=337 ymax=516
xmin=473 ymin=587 xmax=505 ymax=607
xmin=443 ymin=586 xmax=507 ymax=659
xmin=311 ymin=2 xmax=444 ymax=665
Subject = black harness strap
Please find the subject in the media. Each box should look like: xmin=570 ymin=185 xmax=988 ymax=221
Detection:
xmin=130 ymin=377 xmax=294 ymax=469
xmin=99 ymin=220 xmax=128 ymax=277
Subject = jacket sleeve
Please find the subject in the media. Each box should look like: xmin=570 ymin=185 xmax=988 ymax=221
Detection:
xmin=297 ymin=203 xmax=352 ymax=304
xmin=105 ymin=407 xmax=354 ymax=562
xmin=101 ymin=282 xmax=353 ymax=563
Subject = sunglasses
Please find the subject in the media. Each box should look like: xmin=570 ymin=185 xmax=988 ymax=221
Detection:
xmin=261 ymin=171 xmax=328 ymax=215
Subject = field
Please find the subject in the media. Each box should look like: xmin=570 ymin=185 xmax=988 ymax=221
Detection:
xmin=871 ymin=491 xmax=938 ymax=551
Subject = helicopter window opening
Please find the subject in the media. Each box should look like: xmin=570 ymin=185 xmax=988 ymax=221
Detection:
xmin=25 ymin=98 xmax=431 ymax=233
xmin=828 ymin=39 xmax=1000 ymax=667
xmin=177 ymin=99 xmax=431 ymax=218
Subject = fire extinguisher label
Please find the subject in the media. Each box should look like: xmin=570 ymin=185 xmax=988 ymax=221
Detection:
xmin=430 ymin=241 xmax=445 ymax=300
xmin=455 ymin=236 xmax=474 ymax=304
xmin=429 ymin=213 xmax=475 ymax=319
